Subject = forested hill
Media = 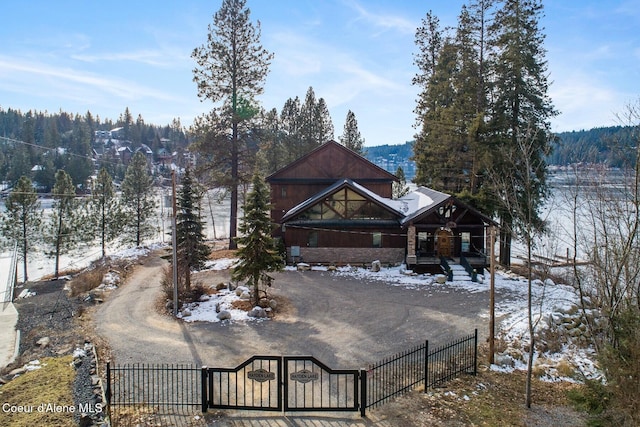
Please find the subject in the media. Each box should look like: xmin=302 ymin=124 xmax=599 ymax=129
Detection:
xmin=551 ymin=126 xmax=637 ymax=167
xmin=364 ymin=126 xmax=637 ymax=174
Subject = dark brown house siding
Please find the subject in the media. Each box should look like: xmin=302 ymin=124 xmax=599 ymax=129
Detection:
xmin=267 ymin=141 xmax=397 ymax=228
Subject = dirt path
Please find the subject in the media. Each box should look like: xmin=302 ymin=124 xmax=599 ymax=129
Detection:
xmin=95 ymin=255 xmax=489 ymax=369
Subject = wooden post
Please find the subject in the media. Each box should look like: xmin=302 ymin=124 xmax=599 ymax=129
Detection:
xmin=489 ymin=226 xmax=496 ymax=365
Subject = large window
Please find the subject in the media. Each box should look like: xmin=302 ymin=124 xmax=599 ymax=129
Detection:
xmin=373 ymin=232 xmax=382 ymax=248
xmin=307 ymin=231 xmax=318 ymax=247
xmin=297 ymin=188 xmax=395 ymax=221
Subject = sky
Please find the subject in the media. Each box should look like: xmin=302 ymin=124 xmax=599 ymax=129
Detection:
xmin=1 ymin=0 xmax=639 ymax=147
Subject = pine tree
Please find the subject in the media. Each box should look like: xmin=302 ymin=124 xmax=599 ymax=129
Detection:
xmin=88 ymin=167 xmax=123 ymax=259
xmin=339 ymin=110 xmax=365 ymax=155
xmin=121 ymin=151 xmax=156 ymax=246
xmin=393 ymin=166 xmax=410 ymax=198
xmin=192 ymin=0 xmax=273 ymax=250
xmin=487 ymin=0 xmax=557 ymax=267
xmin=46 ymin=170 xmax=79 ymax=278
xmin=232 ymin=172 xmax=283 ymax=306
xmin=175 ymin=168 xmax=210 ymax=290
xmin=0 ymin=176 xmax=42 ymax=282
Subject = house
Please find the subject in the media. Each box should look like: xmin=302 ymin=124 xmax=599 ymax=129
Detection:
xmin=267 ymin=140 xmax=495 ymax=273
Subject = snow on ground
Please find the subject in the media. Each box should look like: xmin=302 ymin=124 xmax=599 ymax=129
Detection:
xmin=17 ymin=240 xmax=600 ymax=383
xmin=277 ymin=262 xmax=600 ymax=383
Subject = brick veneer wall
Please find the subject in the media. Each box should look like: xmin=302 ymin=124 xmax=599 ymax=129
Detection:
xmin=287 ymin=247 xmax=405 ymax=266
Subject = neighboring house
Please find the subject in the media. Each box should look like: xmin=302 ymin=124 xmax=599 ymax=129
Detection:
xmin=267 ymin=140 xmax=494 ymax=273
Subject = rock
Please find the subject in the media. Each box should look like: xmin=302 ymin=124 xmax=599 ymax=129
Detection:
xmin=435 ymin=274 xmax=447 ymax=284
xmin=228 ymin=282 xmax=237 ymax=291
xmin=36 ymin=337 xmax=50 ymax=348
xmin=8 ymin=367 xmax=26 ymax=377
xmin=217 ymin=310 xmax=232 ymax=321
xmin=258 ymin=299 xmax=270 ymax=308
xmin=216 ymin=282 xmax=227 ymax=290
xmin=240 ymin=291 xmax=251 ymax=300
xmin=269 ymin=299 xmax=278 ymax=310
xmin=371 ymin=260 xmax=381 ymax=272
xmin=199 ymin=294 xmax=210 ymax=302
xmin=181 ymin=309 xmax=192 ymax=317
xmin=297 ymin=263 xmax=311 ymax=271
xmin=544 ymin=278 xmax=556 ymax=287
xmin=235 ymin=286 xmax=249 ymax=296
xmin=327 ymin=265 xmax=337 ymax=271
xmin=494 ymin=354 xmax=515 ymax=368
xmin=248 ymin=307 xmax=267 ymax=318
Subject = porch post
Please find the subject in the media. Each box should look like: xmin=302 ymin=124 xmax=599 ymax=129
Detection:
xmin=406 ymin=224 xmax=417 ymax=265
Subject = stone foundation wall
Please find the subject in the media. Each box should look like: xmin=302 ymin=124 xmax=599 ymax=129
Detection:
xmin=287 ymin=247 xmax=405 ymax=266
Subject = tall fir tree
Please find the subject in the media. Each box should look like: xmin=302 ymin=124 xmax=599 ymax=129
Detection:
xmin=339 ymin=110 xmax=365 ymax=155
xmin=232 ymin=172 xmax=283 ymax=306
xmin=0 ymin=176 xmax=42 ymax=282
xmin=88 ymin=167 xmax=123 ymax=259
xmin=175 ymin=168 xmax=210 ymax=290
xmin=46 ymin=170 xmax=79 ymax=279
xmin=487 ymin=0 xmax=557 ymax=266
xmin=121 ymin=152 xmax=156 ymax=246
xmin=192 ymin=0 xmax=273 ymax=250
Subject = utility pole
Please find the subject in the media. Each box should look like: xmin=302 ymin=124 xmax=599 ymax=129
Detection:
xmin=172 ymin=170 xmax=178 ymax=316
xmin=489 ymin=225 xmax=496 ymax=364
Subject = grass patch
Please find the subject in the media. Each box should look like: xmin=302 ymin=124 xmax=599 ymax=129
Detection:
xmin=0 ymin=356 xmax=76 ymax=427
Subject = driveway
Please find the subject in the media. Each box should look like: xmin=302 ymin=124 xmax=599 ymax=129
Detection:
xmin=95 ymin=256 xmax=489 ymax=369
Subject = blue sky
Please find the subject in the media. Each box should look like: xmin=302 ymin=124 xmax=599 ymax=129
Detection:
xmin=1 ymin=0 xmax=639 ymax=147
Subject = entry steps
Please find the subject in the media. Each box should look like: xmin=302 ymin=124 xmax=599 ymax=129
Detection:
xmin=449 ymin=263 xmax=474 ymax=282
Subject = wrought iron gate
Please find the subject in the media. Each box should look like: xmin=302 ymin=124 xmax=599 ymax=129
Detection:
xmin=206 ymin=355 xmax=282 ymax=411
xmin=284 ymin=356 xmax=359 ymax=412
xmin=205 ymin=355 xmax=361 ymax=413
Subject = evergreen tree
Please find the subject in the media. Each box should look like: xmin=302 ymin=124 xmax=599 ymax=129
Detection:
xmin=315 ymin=97 xmax=334 ymax=145
xmin=280 ymin=96 xmax=302 ymax=162
xmin=88 ymin=167 xmax=123 ymax=259
xmin=46 ymin=170 xmax=79 ymax=278
xmin=0 ymin=176 xmax=42 ymax=282
xmin=393 ymin=166 xmax=410 ymax=199
xmin=121 ymin=151 xmax=156 ymax=246
xmin=175 ymin=168 xmax=210 ymax=290
xmin=192 ymin=0 xmax=273 ymax=250
xmin=232 ymin=172 xmax=283 ymax=306
xmin=339 ymin=110 xmax=365 ymax=155
xmin=487 ymin=0 xmax=557 ymax=266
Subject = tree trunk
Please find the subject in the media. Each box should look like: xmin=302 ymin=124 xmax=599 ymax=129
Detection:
xmin=499 ymin=221 xmax=512 ymax=266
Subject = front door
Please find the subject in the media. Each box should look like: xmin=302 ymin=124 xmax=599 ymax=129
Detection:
xmin=436 ymin=229 xmax=453 ymax=258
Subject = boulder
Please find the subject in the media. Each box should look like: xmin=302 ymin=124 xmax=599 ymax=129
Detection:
xmin=217 ymin=310 xmax=232 ymax=321
xmin=269 ymin=299 xmax=278 ymax=310
xmin=435 ymin=274 xmax=447 ymax=284
xmin=248 ymin=307 xmax=268 ymax=318
xmin=240 ymin=291 xmax=251 ymax=300
xmin=371 ymin=260 xmax=381 ymax=272
xmin=215 ymin=282 xmax=227 ymax=291
xmin=36 ymin=337 xmax=50 ymax=348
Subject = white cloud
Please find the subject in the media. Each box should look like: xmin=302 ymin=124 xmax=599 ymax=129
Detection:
xmin=0 ymin=55 xmax=179 ymax=103
xmin=343 ymin=0 xmax=416 ymax=35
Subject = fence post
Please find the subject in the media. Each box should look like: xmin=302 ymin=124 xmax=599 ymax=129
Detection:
xmin=201 ymin=366 xmax=208 ymax=413
xmin=473 ymin=329 xmax=478 ymax=376
xmin=105 ymin=362 xmax=111 ymax=406
xmin=423 ymin=340 xmax=429 ymax=393
xmin=360 ymin=368 xmax=367 ymax=417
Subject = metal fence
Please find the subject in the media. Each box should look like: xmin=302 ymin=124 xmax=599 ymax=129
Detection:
xmin=106 ymin=363 xmax=205 ymax=414
xmin=1 ymin=243 xmax=18 ymax=304
xmin=364 ymin=329 xmax=477 ymax=411
xmin=105 ymin=330 xmax=478 ymax=418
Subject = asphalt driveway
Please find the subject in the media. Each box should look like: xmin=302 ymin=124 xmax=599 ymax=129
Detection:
xmin=95 ymin=257 xmax=489 ymax=370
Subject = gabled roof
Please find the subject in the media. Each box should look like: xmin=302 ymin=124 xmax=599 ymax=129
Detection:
xmin=266 ymin=140 xmax=398 ymax=183
xmin=400 ymin=186 xmax=496 ymax=226
xmin=282 ymin=178 xmax=404 ymax=222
